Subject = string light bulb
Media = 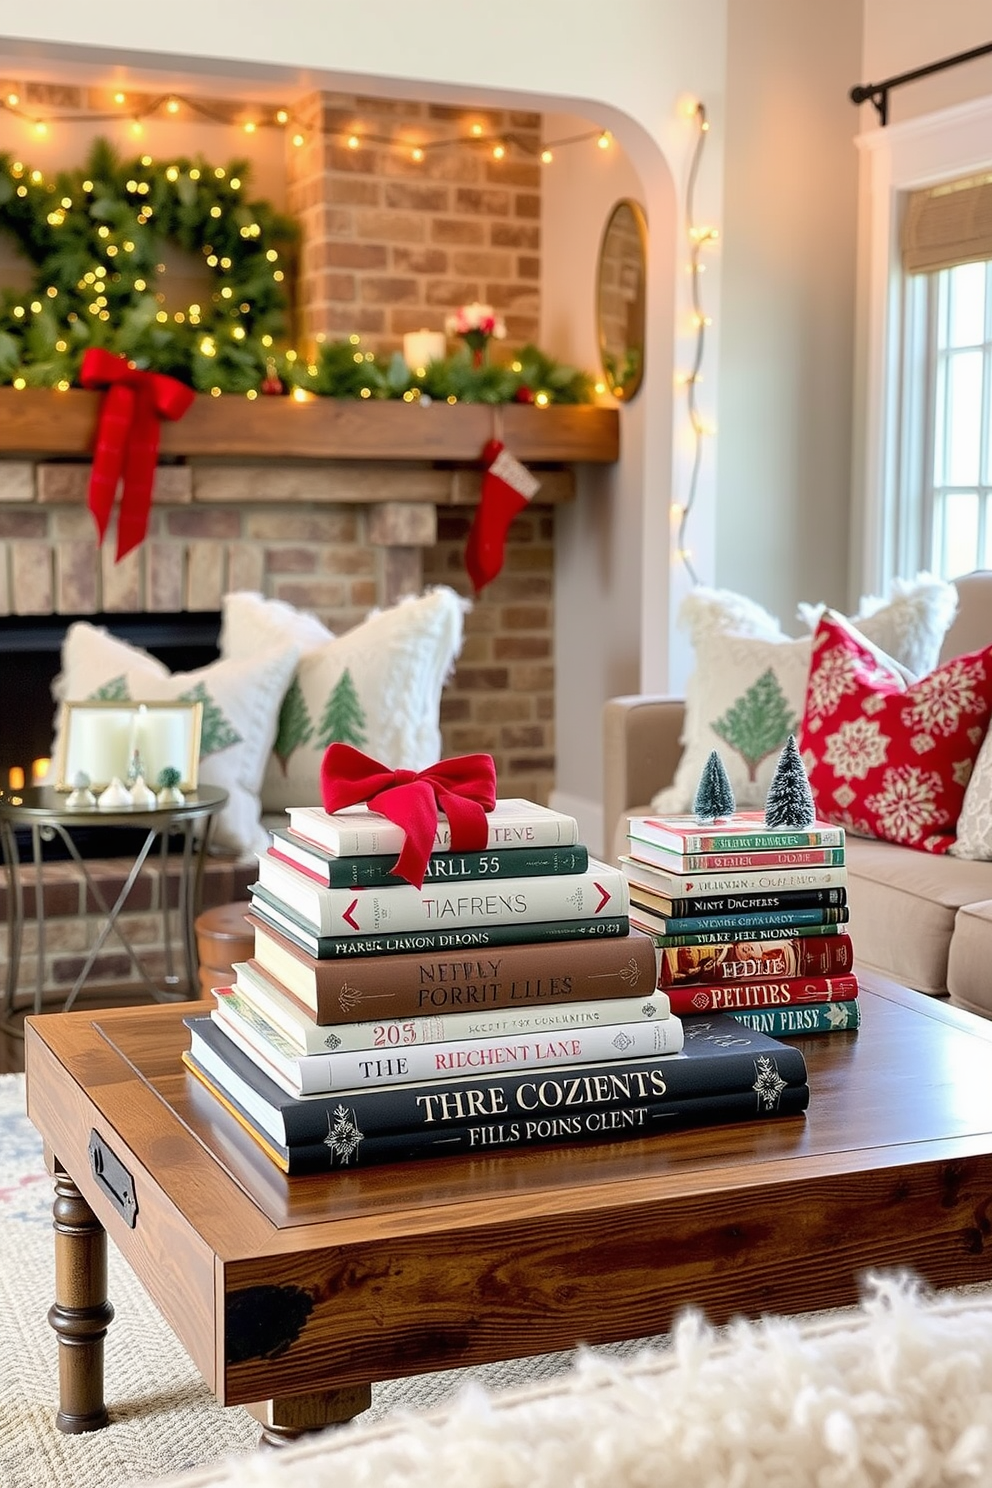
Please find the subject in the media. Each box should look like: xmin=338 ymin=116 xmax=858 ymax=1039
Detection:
xmin=291 ymin=132 xmax=304 ymax=148
xmin=674 ymin=100 xmax=717 ymax=586
xmin=492 ymin=143 xmax=506 ymax=160
xmin=166 ymin=97 xmax=179 ymax=114
xmin=597 ymin=130 xmax=612 ymax=149
xmin=346 ymin=134 xmax=360 ymax=149
xmin=7 ymin=91 xmax=19 ymax=106
xmin=114 ymin=91 xmax=126 ymax=105
xmin=540 ymin=148 xmax=553 ymax=164
xmin=275 ymin=108 xmax=289 ymax=124
xmin=411 ymin=146 xmax=424 ymax=162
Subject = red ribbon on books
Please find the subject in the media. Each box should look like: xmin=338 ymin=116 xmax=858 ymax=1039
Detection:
xmin=319 ymin=743 xmax=497 ymax=890
xmin=80 ymin=347 xmax=197 ymax=562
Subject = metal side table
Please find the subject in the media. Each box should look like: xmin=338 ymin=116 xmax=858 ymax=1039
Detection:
xmin=0 ymin=785 xmax=228 ymax=1028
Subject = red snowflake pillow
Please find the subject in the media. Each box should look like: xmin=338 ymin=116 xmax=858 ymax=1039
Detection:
xmin=798 ymin=612 xmax=992 ymax=853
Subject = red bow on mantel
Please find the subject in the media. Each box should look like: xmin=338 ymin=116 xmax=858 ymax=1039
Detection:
xmin=80 ymin=347 xmax=197 ymax=562
xmin=320 ymin=743 xmax=498 ymax=889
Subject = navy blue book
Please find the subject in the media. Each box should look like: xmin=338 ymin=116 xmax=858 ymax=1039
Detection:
xmin=183 ymin=1012 xmax=809 ymax=1149
xmin=186 ymin=1054 xmax=811 ymax=1172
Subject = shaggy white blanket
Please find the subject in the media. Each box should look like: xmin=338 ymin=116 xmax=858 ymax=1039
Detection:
xmin=159 ymin=1275 xmax=992 ymax=1488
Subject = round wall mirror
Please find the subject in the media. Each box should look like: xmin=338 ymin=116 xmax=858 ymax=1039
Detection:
xmin=596 ymin=199 xmax=647 ymax=401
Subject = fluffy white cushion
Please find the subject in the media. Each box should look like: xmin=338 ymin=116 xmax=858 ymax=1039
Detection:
xmin=950 ymin=724 xmax=992 ymax=860
xmin=653 ymin=577 xmax=957 ymax=814
xmin=218 ymin=590 xmax=335 ymax=656
xmin=53 ymin=623 xmax=299 ymax=854
xmin=220 ymin=587 xmax=469 ymax=813
xmin=797 ymin=571 xmax=958 ymax=677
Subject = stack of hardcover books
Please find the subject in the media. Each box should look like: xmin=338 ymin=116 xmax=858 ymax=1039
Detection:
xmin=184 ymin=797 xmax=812 ymax=1173
xmin=621 ymin=811 xmax=859 ymax=1038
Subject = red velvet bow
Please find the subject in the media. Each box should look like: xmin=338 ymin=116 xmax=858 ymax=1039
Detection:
xmin=80 ymin=348 xmax=197 ymax=562
xmin=320 ymin=743 xmax=497 ymax=889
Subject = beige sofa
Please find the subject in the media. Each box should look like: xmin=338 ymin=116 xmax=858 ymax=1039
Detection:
xmin=603 ymin=570 xmax=992 ymax=1018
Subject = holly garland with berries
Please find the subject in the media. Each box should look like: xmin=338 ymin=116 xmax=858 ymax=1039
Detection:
xmin=0 ymin=139 xmax=594 ymax=405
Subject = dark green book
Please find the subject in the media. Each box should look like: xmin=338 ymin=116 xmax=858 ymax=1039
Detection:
xmin=652 ymin=887 xmax=848 ymax=917
xmin=725 ymin=1000 xmax=861 ymax=1037
xmin=249 ymin=883 xmax=629 ymax=958
xmin=184 ymin=1012 xmax=810 ymax=1148
xmin=268 ymin=829 xmax=589 ymax=888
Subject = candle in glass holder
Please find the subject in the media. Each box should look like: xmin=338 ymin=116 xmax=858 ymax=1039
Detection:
xmin=8 ymin=766 xmax=25 ymax=791
xmin=137 ymin=708 xmax=188 ymax=787
xmin=402 ymin=329 xmax=446 ymax=372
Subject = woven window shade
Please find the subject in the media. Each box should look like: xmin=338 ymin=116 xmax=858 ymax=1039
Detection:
xmin=902 ymin=172 xmax=992 ymax=274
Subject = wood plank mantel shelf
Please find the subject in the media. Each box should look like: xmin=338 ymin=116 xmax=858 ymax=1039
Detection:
xmin=0 ymin=388 xmax=619 ymax=465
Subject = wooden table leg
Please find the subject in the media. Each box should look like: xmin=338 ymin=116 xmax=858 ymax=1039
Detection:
xmin=47 ymin=1166 xmax=115 ymax=1433
xmin=246 ymin=1385 xmax=373 ymax=1449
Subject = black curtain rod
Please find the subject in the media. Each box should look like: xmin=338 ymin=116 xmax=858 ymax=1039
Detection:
xmin=850 ymin=39 xmax=992 ymax=125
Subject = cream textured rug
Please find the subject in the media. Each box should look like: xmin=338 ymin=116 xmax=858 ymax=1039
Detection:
xmin=4 ymin=1072 xmax=992 ymax=1488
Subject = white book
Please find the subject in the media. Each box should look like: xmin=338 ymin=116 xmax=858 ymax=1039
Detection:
xmin=286 ymin=797 xmax=579 ymax=857
xmin=210 ymin=1004 xmax=685 ymax=1097
xmin=217 ymin=969 xmax=673 ymax=1057
xmin=254 ymin=852 xmax=629 ymax=937
xmin=619 ymin=855 xmax=848 ymax=901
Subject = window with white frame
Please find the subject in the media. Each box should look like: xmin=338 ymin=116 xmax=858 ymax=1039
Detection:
xmin=897 ymin=174 xmax=992 ymax=581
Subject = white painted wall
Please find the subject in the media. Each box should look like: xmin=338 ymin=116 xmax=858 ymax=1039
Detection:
xmin=861 ymin=0 xmax=992 ymax=123
xmin=715 ymin=0 xmax=863 ymax=627
xmin=540 ymin=113 xmax=653 ymax=853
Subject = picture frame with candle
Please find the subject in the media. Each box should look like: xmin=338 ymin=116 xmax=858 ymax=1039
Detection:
xmin=54 ymin=700 xmax=203 ymax=793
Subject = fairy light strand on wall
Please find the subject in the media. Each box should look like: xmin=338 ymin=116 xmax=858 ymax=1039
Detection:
xmin=674 ymin=101 xmax=718 ymax=585
xmin=0 ymin=90 xmax=612 ymax=163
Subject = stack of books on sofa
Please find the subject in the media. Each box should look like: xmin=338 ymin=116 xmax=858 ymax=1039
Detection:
xmin=621 ymin=806 xmax=860 ymax=1037
xmin=183 ymin=794 xmax=811 ymax=1172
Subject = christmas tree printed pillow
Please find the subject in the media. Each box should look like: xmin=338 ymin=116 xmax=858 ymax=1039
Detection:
xmin=53 ymin=622 xmax=300 ymax=854
xmin=221 ymin=587 xmax=468 ymax=813
xmin=798 ymin=612 xmax=992 ymax=852
xmin=652 ymin=591 xmax=922 ymax=815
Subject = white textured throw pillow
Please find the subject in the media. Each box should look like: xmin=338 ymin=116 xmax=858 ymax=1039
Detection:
xmin=220 ymin=586 xmax=469 ymax=813
xmin=53 ymin=623 xmax=300 ymax=854
xmin=218 ymin=590 xmax=335 ymax=657
xmin=797 ymin=571 xmax=958 ymax=677
xmin=652 ymin=581 xmax=950 ymax=815
xmin=950 ymin=725 xmax=992 ymax=860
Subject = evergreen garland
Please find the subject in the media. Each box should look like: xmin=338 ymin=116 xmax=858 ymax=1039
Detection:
xmin=0 ymin=139 xmax=594 ymax=404
xmin=0 ymin=139 xmax=294 ymax=393
xmin=764 ymin=735 xmax=815 ymax=829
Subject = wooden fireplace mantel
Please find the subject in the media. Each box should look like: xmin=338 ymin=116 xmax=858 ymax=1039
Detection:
xmin=0 ymin=388 xmax=619 ymax=464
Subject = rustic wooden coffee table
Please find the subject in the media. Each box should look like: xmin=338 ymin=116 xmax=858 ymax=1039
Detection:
xmin=24 ymin=975 xmax=992 ymax=1445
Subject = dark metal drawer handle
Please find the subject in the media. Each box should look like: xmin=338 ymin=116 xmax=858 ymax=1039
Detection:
xmin=88 ymin=1131 xmax=138 ymax=1228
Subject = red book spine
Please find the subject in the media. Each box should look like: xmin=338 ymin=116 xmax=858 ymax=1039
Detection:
xmin=657 ymin=933 xmax=854 ymax=988
xmin=267 ymin=846 xmax=326 ymax=884
xmin=666 ymin=973 xmax=859 ymax=1014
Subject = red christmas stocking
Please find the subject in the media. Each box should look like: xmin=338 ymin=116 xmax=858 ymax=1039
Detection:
xmin=464 ymin=439 xmax=541 ymax=593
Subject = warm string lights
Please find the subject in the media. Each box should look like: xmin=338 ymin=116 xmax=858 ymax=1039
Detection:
xmin=0 ymin=88 xmax=612 ymax=165
xmin=673 ymin=101 xmax=718 ymax=585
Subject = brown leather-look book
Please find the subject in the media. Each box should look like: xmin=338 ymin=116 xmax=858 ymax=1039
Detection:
xmin=245 ymin=913 xmax=660 ymax=1026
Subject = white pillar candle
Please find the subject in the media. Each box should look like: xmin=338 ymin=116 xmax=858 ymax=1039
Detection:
xmin=402 ymin=330 xmax=446 ymax=371
xmin=67 ymin=711 xmax=131 ymax=785
xmin=138 ymin=710 xmax=189 ymax=786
